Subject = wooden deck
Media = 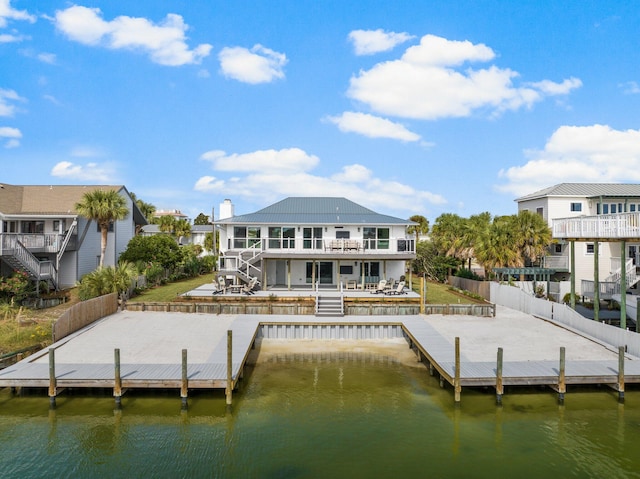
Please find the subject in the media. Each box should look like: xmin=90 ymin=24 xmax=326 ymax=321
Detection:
xmin=1 ymin=312 xmax=638 ymax=403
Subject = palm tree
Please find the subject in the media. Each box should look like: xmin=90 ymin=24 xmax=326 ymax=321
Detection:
xmin=174 ymin=218 xmax=192 ymax=244
xmin=512 ymin=210 xmax=552 ymax=266
xmin=158 ymin=215 xmax=176 ymax=234
xmin=75 ymin=189 xmax=129 ymax=268
xmin=407 ymin=215 xmax=429 ymax=246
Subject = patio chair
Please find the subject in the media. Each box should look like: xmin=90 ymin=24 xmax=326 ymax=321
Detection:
xmin=384 ymin=280 xmax=406 ymax=295
xmin=242 ymin=277 xmax=258 ymax=295
xmin=370 ymin=279 xmax=387 ymax=294
xmin=217 ymin=276 xmax=227 ymax=294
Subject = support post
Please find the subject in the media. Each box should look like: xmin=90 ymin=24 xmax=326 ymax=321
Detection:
xmin=181 ymin=349 xmax=188 ymax=410
xmin=496 ymin=347 xmax=504 ymax=405
xmin=620 ymin=241 xmax=627 ymax=330
xmin=226 ymin=330 xmax=233 ymax=408
xmin=558 ymin=346 xmax=566 ymax=403
xmin=618 ymin=345 xmax=625 ymax=403
xmin=454 ymin=337 xmax=461 ymax=403
xmin=420 ymin=276 xmax=425 ymax=315
xmin=48 ymin=348 xmax=56 ymax=409
xmin=594 ymin=241 xmax=599 ymax=322
xmin=114 ymin=348 xmax=122 ymax=408
xmin=570 ymin=241 xmax=576 ymax=309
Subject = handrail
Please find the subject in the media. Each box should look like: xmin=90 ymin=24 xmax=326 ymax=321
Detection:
xmin=57 ymin=219 xmax=77 ymax=264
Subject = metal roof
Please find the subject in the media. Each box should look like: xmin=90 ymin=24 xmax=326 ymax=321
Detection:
xmin=216 ymin=197 xmax=414 ymax=225
xmin=516 ymin=183 xmax=640 ymax=202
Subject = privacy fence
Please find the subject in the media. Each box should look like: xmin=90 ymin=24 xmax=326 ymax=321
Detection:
xmin=53 ymin=293 xmax=118 ymax=341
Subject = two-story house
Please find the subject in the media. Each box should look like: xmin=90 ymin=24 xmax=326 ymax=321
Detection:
xmin=0 ymin=184 xmax=146 ymax=290
xmin=215 ymin=197 xmax=416 ymax=290
xmin=516 ymin=183 xmax=640 ymax=299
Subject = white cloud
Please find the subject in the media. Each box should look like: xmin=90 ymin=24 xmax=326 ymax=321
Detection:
xmin=326 ymin=111 xmax=420 ymax=141
xmin=54 ymin=6 xmax=212 ymax=66
xmin=0 ymin=32 xmax=26 ymax=43
xmin=348 ymin=29 xmax=414 ymax=55
xmin=0 ymin=0 xmax=35 ymax=28
xmin=37 ymin=52 xmax=57 ymax=64
xmin=0 ymin=125 xmax=21 ymax=148
xmin=50 ymin=160 xmax=115 ymax=182
xmin=347 ymin=34 xmax=581 ymax=120
xmin=620 ymin=81 xmax=640 ymax=95
xmin=195 ymin=147 xmax=445 ymax=214
xmin=218 ymin=44 xmax=287 ymax=84
xmin=200 ymin=148 xmax=318 ymax=172
xmin=0 ymin=88 xmax=24 ymax=117
xmin=497 ymin=124 xmax=640 ymax=196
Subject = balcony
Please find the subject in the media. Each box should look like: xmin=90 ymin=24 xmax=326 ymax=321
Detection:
xmin=553 ymin=213 xmax=640 ymax=240
xmin=0 ymin=233 xmax=78 ymax=254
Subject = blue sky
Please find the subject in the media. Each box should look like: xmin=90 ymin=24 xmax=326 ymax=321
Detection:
xmin=2 ymin=1 xmax=640 ymax=223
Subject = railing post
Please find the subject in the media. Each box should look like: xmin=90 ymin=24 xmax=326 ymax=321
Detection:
xmin=114 ymin=348 xmax=122 ymax=408
xmin=226 ymin=330 xmax=233 ymax=409
xmin=48 ymin=348 xmax=57 ymax=409
xmin=558 ymin=347 xmax=566 ymax=404
xmin=454 ymin=337 xmax=461 ymax=404
xmin=181 ymin=349 xmax=188 ymax=410
xmin=496 ymin=347 xmax=503 ymax=405
xmin=618 ymin=346 xmax=625 ymax=403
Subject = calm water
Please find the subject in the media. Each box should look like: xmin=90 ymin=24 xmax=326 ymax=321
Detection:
xmin=1 ymin=350 xmax=640 ymax=479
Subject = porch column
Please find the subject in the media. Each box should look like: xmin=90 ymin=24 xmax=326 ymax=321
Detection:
xmin=287 ymin=260 xmax=291 ymax=291
xmin=621 ymin=240 xmax=627 ymax=330
xmin=361 ymin=261 xmax=365 ymax=290
xmin=262 ymin=259 xmax=267 ymax=291
xmin=312 ymin=260 xmax=316 ymax=288
xmin=594 ymin=241 xmax=599 ymax=322
xmin=570 ymin=241 xmax=576 ymax=309
xmin=337 ymin=259 xmax=341 ymax=291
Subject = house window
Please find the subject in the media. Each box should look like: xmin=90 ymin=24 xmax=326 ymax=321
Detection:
xmin=611 ymin=204 xmax=617 ymax=214
xmin=360 ymin=261 xmax=380 ymax=283
xmin=233 ymin=226 xmax=260 ymax=249
xmin=339 ymin=265 xmax=353 ymax=275
xmin=586 ymin=243 xmax=594 ymax=255
xmin=554 ymin=244 xmax=562 ymax=254
xmin=363 ymin=227 xmax=389 ymax=250
xmin=570 ymin=203 xmax=582 ymax=212
xmin=631 ymin=204 xmax=637 ymax=212
xmin=21 ymin=221 xmax=44 ymax=234
xmin=536 ymin=207 xmax=543 ymax=216
xmin=3 ymin=221 xmax=17 ymax=233
xmin=268 ymin=226 xmax=295 ymax=249
xmin=335 ymin=230 xmax=350 ymax=239
xmin=602 ymin=204 xmax=609 ymax=214
xmin=303 ymin=227 xmax=323 ymax=249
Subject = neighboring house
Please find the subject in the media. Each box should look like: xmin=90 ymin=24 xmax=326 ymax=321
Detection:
xmin=0 ymin=184 xmax=146 ymax=290
xmin=152 ymin=209 xmax=189 ymax=222
xmin=516 ymin=183 xmax=640 ymax=298
xmin=214 ymin=197 xmax=416 ymax=290
xmin=139 ymin=223 xmax=214 ymax=253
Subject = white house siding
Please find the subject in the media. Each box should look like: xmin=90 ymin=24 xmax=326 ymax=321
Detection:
xmin=58 ymin=251 xmax=77 ymax=289
xmin=76 ymin=217 xmax=102 ymax=279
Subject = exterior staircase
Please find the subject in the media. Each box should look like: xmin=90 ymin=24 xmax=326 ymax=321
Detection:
xmin=582 ymin=258 xmax=640 ymax=300
xmin=315 ymin=294 xmax=344 ymax=317
xmin=0 ymin=236 xmax=57 ymax=290
xmin=219 ymin=241 xmax=263 ymax=286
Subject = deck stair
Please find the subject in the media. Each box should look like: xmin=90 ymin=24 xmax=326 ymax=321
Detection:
xmin=0 ymin=236 xmax=57 ymax=290
xmin=315 ymin=294 xmax=344 ymax=317
xmin=219 ymin=241 xmax=263 ymax=286
xmin=582 ymin=258 xmax=640 ymax=300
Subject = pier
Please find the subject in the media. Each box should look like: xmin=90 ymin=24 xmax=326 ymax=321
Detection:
xmin=1 ymin=307 xmax=638 ymax=405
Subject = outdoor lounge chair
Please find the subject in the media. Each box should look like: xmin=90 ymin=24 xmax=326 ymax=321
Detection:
xmin=217 ymin=276 xmax=227 ymax=294
xmin=242 ymin=277 xmax=258 ymax=295
xmin=384 ymin=280 xmax=406 ymax=295
xmin=370 ymin=279 xmax=387 ymax=294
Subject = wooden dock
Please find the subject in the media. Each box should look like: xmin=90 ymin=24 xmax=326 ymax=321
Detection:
xmin=1 ymin=312 xmax=638 ymax=405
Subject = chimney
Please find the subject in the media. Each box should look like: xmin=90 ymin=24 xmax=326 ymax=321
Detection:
xmin=219 ymin=199 xmax=234 ymax=220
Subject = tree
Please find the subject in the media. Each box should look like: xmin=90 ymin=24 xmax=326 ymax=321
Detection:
xmin=194 ymin=213 xmax=211 ymax=225
xmin=75 ymin=189 xmax=129 ymax=268
xmin=512 ymin=210 xmax=552 ymax=265
xmin=407 ymin=215 xmax=429 ymax=247
xmin=119 ymin=235 xmax=182 ymax=270
xmin=158 ymin=215 xmax=176 ymax=234
xmin=174 ymin=218 xmax=191 ymax=241
xmin=129 ymin=192 xmax=156 ymax=223
xmin=430 ymin=213 xmax=466 ymax=271
xmin=78 ymin=262 xmax=137 ymax=301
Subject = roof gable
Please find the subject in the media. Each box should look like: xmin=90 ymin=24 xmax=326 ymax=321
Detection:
xmin=217 ymin=197 xmax=413 ymax=225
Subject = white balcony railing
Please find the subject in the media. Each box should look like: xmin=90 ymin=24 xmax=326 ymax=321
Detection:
xmin=226 ymin=237 xmax=416 ymax=254
xmin=553 ymin=212 xmax=640 ymax=239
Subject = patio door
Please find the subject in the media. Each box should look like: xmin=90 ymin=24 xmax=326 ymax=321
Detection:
xmin=306 ymin=261 xmax=333 ymax=284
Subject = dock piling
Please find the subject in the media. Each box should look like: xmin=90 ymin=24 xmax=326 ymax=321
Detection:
xmin=496 ymin=347 xmax=504 ymax=405
xmin=181 ymin=349 xmax=188 ymax=410
xmin=454 ymin=337 xmax=461 ymax=403
xmin=48 ymin=348 xmax=56 ymax=409
xmin=558 ymin=347 xmax=566 ymax=403
xmin=618 ymin=346 xmax=625 ymax=403
xmin=226 ymin=330 xmax=233 ymax=408
xmin=114 ymin=348 xmax=122 ymax=408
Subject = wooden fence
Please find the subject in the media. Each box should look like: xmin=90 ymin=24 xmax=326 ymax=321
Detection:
xmin=448 ymin=276 xmax=491 ymax=300
xmin=424 ymin=303 xmax=495 ymax=317
xmin=125 ymin=300 xmax=316 ymax=315
xmin=53 ymin=293 xmax=118 ymax=341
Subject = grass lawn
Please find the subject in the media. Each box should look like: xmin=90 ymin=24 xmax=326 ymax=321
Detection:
xmin=128 ymin=273 xmax=217 ymax=303
xmin=412 ymin=279 xmax=482 ymax=304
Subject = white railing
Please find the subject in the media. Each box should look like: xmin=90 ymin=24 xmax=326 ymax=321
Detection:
xmin=553 ymin=212 xmax=640 ymax=239
xmin=226 ymin=237 xmax=416 ymax=255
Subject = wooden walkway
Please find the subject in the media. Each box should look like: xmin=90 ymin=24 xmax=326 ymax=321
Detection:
xmin=1 ymin=313 xmax=639 ymax=403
